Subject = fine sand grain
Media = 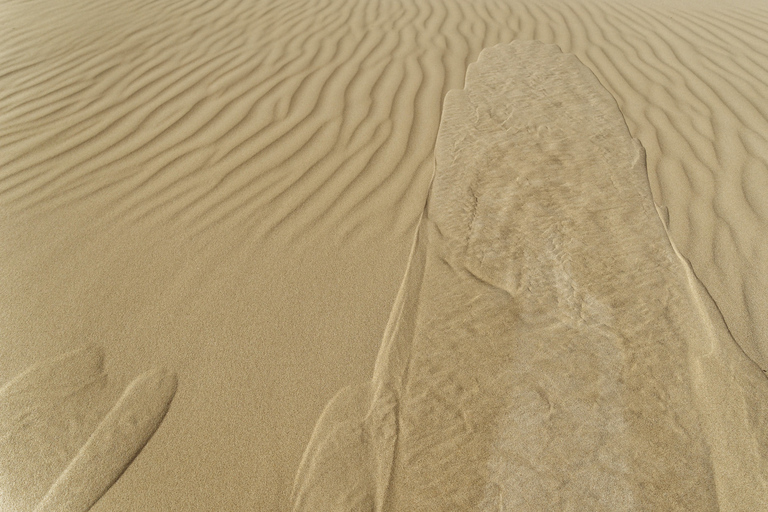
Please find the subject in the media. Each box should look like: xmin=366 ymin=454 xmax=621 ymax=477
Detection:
xmin=1 ymin=0 xmax=768 ymax=509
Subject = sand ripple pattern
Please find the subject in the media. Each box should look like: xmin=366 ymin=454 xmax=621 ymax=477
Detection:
xmin=294 ymin=41 xmax=768 ymax=511
xmin=1 ymin=0 xmax=768 ymax=381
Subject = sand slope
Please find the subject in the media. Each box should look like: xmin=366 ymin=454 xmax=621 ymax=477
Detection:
xmin=294 ymin=40 xmax=768 ymax=511
xmin=1 ymin=0 xmax=767 ymax=509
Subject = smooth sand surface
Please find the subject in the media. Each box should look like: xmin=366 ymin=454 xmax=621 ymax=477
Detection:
xmin=2 ymin=0 xmax=768 ymax=509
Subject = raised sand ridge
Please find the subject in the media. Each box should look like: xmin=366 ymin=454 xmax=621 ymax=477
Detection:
xmin=293 ymin=41 xmax=768 ymax=511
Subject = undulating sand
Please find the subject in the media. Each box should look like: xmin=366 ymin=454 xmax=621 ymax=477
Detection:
xmin=295 ymin=40 xmax=768 ymax=510
xmin=1 ymin=0 xmax=768 ymax=510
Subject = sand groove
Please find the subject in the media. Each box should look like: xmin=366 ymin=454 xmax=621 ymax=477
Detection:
xmin=0 ymin=346 xmax=176 ymax=512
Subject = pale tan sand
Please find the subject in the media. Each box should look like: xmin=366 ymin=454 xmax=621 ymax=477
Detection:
xmin=34 ymin=366 xmax=176 ymax=512
xmin=294 ymin=40 xmax=768 ymax=510
xmin=0 ymin=346 xmax=112 ymax=511
xmin=0 ymin=345 xmax=176 ymax=512
xmin=1 ymin=0 xmax=768 ymax=509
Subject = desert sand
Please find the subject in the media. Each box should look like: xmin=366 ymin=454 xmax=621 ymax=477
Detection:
xmin=1 ymin=0 xmax=768 ymax=510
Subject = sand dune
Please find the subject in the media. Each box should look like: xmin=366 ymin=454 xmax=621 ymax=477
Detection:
xmin=1 ymin=0 xmax=767 ymax=509
xmin=3 ymin=0 xmax=767 ymax=363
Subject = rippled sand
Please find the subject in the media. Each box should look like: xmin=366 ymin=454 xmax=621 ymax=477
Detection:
xmin=1 ymin=0 xmax=767 ymax=509
xmin=294 ymin=40 xmax=768 ymax=511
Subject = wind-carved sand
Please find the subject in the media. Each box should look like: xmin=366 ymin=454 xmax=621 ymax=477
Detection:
xmin=293 ymin=41 xmax=768 ymax=511
xmin=3 ymin=0 xmax=768 ymax=508
xmin=0 ymin=345 xmax=177 ymax=512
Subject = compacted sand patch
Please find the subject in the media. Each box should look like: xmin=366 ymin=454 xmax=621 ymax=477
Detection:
xmin=293 ymin=41 xmax=768 ymax=511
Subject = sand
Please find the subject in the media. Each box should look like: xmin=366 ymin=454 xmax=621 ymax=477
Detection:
xmin=1 ymin=0 xmax=768 ymax=510
xmin=294 ymin=40 xmax=768 ymax=510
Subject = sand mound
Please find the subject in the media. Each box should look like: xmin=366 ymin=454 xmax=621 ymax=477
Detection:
xmin=293 ymin=40 xmax=768 ymax=511
xmin=0 ymin=346 xmax=176 ymax=512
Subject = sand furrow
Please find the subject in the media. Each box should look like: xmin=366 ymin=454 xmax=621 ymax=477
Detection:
xmin=10 ymin=0 xmax=755 ymax=365
xmin=727 ymin=8 xmax=768 ymax=43
xmin=623 ymin=6 xmax=768 ymax=366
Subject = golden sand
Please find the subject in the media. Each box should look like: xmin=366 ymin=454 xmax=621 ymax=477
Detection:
xmin=1 ymin=0 xmax=767 ymax=509
xmin=295 ymin=40 xmax=768 ymax=510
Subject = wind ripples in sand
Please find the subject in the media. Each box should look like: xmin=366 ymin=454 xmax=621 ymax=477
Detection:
xmin=2 ymin=0 xmax=768 ymax=508
xmin=2 ymin=0 xmax=768 ymax=361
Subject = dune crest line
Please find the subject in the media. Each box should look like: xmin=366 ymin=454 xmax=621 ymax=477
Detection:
xmin=293 ymin=41 xmax=768 ymax=511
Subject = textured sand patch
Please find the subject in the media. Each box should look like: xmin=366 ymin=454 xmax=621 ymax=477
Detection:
xmin=294 ymin=41 xmax=768 ymax=511
xmin=0 ymin=346 xmax=176 ymax=512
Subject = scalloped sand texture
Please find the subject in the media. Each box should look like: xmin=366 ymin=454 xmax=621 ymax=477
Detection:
xmin=2 ymin=0 xmax=768 ymax=510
